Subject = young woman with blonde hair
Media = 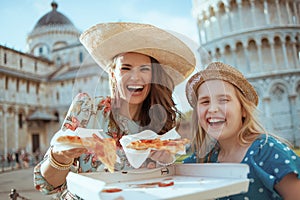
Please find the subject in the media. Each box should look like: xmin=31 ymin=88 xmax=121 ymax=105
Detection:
xmin=184 ymin=61 xmax=300 ymax=199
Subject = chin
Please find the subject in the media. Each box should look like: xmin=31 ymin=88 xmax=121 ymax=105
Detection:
xmin=128 ymin=99 xmax=145 ymax=105
xmin=207 ymin=130 xmax=223 ymax=140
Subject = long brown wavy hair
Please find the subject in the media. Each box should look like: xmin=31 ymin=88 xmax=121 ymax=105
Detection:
xmin=108 ymin=52 xmax=181 ymax=136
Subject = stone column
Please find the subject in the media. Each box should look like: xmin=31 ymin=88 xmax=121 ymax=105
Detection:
xmin=225 ymin=4 xmax=233 ymax=32
xmin=288 ymin=94 xmax=298 ymax=146
xmin=204 ymin=22 xmax=208 ymax=44
xmin=293 ymin=1 xmax=299 ymax=24
xmin=262 ymin=97 xmax=272 ymax=131
xmin=250 ymin=0 xmax=257 ymax=26
xmin=275 ymin=0 xmax=282 ymax=25
xmin=281 ymin=39 xmax=289 ymax=68
xmin=242 ymin=41 xmax=251 ymax=72
xmin=3 ymin=105 xmax=8 ymax=158
xmin=220 ymin=48 xmax=226 ymax=63
xmin=23 ymin=106 xmax=28 ymax=133
xmin=269 ymin=40 xmax=277 ymax=69
xmin=0 ymin=109 xmax=3 ymax=155
xmin=257 ymin=40 xmax=264 ymax=72
xmin=203 ymin=15 xmax=208 ymax=43
xmin=14 ymin=106 xmax=19 ymax=151
xmin=214 ymin=6 xmax=222 ymax=38
xmin=291 ymin=37 xmax=300 ymax=68
xmin=285 ymin=0 xmax=292 ymax=24
xmin=198 ymin=20 xmax=203 ymax=45
xmin=237 ymin=0 xmax=243 ymax=29
xmin=232 ymin=46 xmax=238 ymax=67
xmin=263 ymin=0 xmax=270 ymax=25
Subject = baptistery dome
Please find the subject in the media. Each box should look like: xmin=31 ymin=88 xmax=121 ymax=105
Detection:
xmin=34 ymin=2 xmax=74 ymax=28
xmin=27 ymin=2 xmax=80 ymax=58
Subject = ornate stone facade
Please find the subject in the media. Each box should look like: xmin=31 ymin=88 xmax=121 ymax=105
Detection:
xmin=193 ymin=0 xmax=300 ymax=146
xmin=0 ymin=2 xmax=109 ymax=156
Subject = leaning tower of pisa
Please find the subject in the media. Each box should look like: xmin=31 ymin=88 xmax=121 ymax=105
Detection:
xmin=192 ymin=0 xmax=300 ymax=146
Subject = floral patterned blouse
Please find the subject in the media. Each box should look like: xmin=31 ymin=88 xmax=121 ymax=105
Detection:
xmin=183 ymin=134 xmax=300 ymax=199
xmin=34 ymin=93 xmax=159 ymax=200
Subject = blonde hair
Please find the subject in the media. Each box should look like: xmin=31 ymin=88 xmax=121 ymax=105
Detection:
xmin=191 ymin=86 xmax=290 ymax=162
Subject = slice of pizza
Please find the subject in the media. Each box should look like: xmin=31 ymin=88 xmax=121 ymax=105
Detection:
xmin=56 ymin=135 xmax=83 ymax=146
xmin=126 ymin=138 xmax=190 ymax=154
xmin=159 ymin=138 xmax=190 ymax=154
xmin=55 ymin=134 xmax=117 ymax=172
xmin=86 ymin=134 xmax=117 ymax=173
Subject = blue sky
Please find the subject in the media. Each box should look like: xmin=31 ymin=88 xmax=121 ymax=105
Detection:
xmin=0 ymin=0 xmax=199 ymax=52
xmin=1 ymin=0 xmax=201 ymax=112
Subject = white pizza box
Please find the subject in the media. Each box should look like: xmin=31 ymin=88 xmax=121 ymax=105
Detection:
xmin=66 ymin=163 xmax=249 ymax=200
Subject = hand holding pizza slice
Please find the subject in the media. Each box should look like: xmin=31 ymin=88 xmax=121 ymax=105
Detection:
xmin=55 ymin=133 xmax=117 ymax=172
xmin=86 ymin=134 xmax=117 ymax=173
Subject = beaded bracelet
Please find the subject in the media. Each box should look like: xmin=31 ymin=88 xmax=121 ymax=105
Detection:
xmin=49 ymin=148 xmax=73 ymax=170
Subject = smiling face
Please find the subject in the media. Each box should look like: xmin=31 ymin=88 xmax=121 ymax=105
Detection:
xmin=112 ymin=52 xmax=152 ymax=105
xmin=196 ymin=80 xmax=245 ymax=142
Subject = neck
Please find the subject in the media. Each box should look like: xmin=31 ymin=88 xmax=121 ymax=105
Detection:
xmin=217 ymin=137 xmax=250 ymax=163
xmin=119 ymin=100 xmax=142 ymax=121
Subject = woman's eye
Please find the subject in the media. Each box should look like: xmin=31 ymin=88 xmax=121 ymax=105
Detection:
xmin=121 ymin=66 xmax=130 ymax=71
xmin=140 ymin=66 xmax=151 ymax=71
xmin=199 ymin=100 xmax=209 ymax=105
xmin=220 ymin=98 xmax=229 ymax=103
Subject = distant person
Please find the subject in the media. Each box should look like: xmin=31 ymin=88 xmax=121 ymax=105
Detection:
xmin=1 ymin=154 xmax=5 ymax=172
xmin=14 ymin=149 xmax=20 ymax=169
xmin=184 ymin=61 xmax=300 ymax=199
xmin=34 ymin=149 xmax=41 ymax=165
xmin=6 ymin=153 xmax=13 ymax=170
xmin=21 ymin=151 xmax=29 ymax=168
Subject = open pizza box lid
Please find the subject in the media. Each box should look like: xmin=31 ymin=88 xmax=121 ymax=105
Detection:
xmin=66 ymin=163 xmax=250 ymax=200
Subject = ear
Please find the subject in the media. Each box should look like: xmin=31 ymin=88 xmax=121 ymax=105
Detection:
xmin=242 ymin=107 xmax=246 ymax=118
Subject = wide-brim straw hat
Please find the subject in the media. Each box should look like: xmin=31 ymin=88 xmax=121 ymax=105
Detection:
xmin=79 ymin=22 xmax=196 ymax=85
xmin=186 ymin=62 xmax=258 ymax=107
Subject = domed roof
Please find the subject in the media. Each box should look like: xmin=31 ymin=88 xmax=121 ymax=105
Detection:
xmin=33 ymin=2 xmax=74 ymax=29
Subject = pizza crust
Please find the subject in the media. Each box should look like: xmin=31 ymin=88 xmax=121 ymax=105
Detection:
xmin=126 ymin=138 xmax=190 ymax=154
xmin=56 ymin=135 xmax=82 ymax=145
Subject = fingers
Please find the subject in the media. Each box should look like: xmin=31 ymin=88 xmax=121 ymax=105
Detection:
xmin=52 ymin=147 xmax=87 ymax=160
xmin=92 ymin=133 xmax=104 ymax=142
xmin=149 ymin=150 xmax=173 ymax=163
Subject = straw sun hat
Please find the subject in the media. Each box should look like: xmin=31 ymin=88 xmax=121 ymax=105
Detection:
xmin=186 ymin=62 xmax=259 ymax=108
xmin=79 ymin=22 xmax=196 ymax=85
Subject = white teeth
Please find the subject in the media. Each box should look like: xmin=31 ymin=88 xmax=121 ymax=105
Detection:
xmin=127 ymin=85 xmax=144 ymax=89
xmin=208 ymin=118 xmax=224 ymax=123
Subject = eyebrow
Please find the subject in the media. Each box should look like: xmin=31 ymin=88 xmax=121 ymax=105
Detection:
xmin=122 ymin=63 xmax=132 ymax=67
xmin=122 ymin=63 xmax=151 ymax=67
xmin=198 ymin=94 xmax=230 ymax=99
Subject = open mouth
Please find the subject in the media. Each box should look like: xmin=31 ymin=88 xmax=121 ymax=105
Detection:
xmin=126 ymin=85 xmax=144 ymax=92
xmin=207 ymin=118 xmax=225 ymax=126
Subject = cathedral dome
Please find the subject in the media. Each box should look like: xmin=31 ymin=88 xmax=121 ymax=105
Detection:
xmin=33 ymin=2 xmax=74 ymax=29
xmin=28 ymin=1 xmax=80 ymax=37
xmin=27 ymin=1 xmax=80 ymax=57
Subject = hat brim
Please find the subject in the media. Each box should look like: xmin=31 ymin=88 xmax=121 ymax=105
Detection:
xmin=186 ymin=62 xmax=259 ymax=107
xmin=80 ymin=22 xmax=196 ymax=85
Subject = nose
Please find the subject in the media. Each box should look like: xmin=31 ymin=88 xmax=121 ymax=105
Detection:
xmin=129 ymin=68 xmax=141 ymax=80
xmin=208 ymin=103 xmax=219 ymax=113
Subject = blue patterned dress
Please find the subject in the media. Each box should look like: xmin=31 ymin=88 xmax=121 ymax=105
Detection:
xmin=183 ymin=134 xmax=300 ymax=199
